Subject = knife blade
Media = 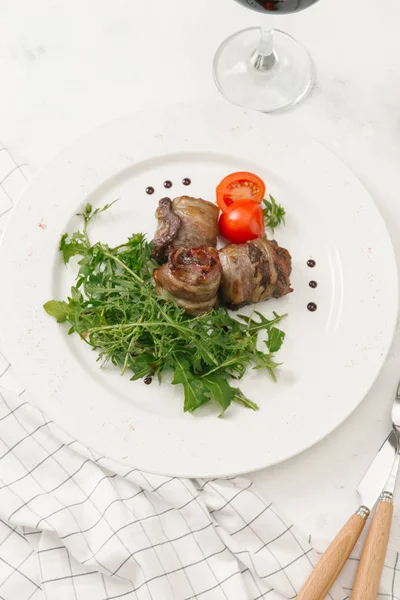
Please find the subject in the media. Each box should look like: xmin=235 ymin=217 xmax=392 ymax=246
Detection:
xmin=297 ymin=431 xmax=397 ymax=600
xmin=356 ymin=429 xmax=398 ymax=514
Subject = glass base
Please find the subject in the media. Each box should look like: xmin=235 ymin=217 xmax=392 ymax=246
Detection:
xmin=213 ymin=27 xmax=314 ymax=113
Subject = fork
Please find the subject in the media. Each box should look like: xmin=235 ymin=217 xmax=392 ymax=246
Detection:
xmin=350 ymin=381 xmax=400 ymax=599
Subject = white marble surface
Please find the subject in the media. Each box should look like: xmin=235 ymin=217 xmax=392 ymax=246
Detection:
xmin=1 ymin=0 xmax=400 ymax=549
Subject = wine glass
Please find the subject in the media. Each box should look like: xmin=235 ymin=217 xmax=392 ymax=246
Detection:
xmin=213 ymin=0 xmax=320 ymax=113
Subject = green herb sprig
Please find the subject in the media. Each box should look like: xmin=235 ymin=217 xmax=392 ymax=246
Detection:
xmin=263 ymin=195 xmax=286 ymax=233
xmin=44 ymin=203 xmax=286 ymax=416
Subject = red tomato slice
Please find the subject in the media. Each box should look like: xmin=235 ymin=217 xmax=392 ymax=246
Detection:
xmin=219 ymin=200 xmax=264 ymax=244
xmin=216 ymin=172 xmax=266 ymax=212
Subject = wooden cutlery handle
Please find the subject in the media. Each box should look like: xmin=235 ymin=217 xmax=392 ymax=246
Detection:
xmin=297 ymin=512 xmax=367 ymax=600
xmin=350 ymin=495 xmax=393 ymax=600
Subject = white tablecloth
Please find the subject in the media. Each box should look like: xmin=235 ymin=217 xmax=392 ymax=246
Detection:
xmin=1 ymin=0 xmax=400 ymax=593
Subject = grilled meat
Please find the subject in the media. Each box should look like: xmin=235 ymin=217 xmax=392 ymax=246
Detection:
xmin=151 ymin=197 xmax=182 ymax=261
xmin=219 ymin=238 xmax=293 ymax=309
xmin=152 ymin=196 xmax=219 ymax=261
xmin=153 ymin=247 xmax=222 ymax=316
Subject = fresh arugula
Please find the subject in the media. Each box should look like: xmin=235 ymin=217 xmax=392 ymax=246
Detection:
xmin=263 ymin=195 xmax=286 ymax=233
xmin=44 ymin=203 xmax=287 ymax=415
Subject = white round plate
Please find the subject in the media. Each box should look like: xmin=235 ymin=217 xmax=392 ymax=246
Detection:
xmin=0 ymin=104 xmax=397 ymax=477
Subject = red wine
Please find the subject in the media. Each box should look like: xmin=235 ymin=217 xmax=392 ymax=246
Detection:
xmin=234 ymin=0 xmax=319 ymax=14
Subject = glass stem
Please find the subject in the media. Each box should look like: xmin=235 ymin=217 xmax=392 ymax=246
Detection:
xmin=250 ymin=27 xmax=276 ymax=72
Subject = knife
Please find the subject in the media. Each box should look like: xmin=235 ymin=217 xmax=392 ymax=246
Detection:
xmin=350 ymin=384 xmax=400 ymax=600
xmin=297 ymin=430 xmax=398 ymax=600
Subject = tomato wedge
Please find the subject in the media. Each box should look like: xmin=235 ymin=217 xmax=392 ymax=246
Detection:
xmin=216 ymin=172 xmax=266 ymax=212
xmin=219 ymin=200 xmax=264 ymax=244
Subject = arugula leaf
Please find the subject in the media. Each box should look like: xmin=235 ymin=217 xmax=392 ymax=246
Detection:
xmin=238 ymin=310 xmax=286 ymax=335
xmin=130 ymin=355 xmax=157 ymax=380
xmin=252 ymin=350 xmax=280 ymax=381
xmin=77 ymin=203 xmax=93 ymax=218
xmin=263 ymin=195 xmax=286 ymax=232
xmin=59 ymin=232 xmax=88 ymax=264
xmin=43 ymin=300 xmax=69 ymax=323
xmin=201 ymin=375 xmax=235 ymax=417
xmin=172 ymin=359 xmax=210 ymax=413
xmin=77 ymin=200 xmax=118 ymax=222
xmin=232 ymin=389 xmax=259 ymax=411
xmin=267 ymin=327 xmax=286 ymax=353
xmin=173 ymin=364 xmax=254 ymax=417
xmin=70 ymin=286 xmax=84 ymax=303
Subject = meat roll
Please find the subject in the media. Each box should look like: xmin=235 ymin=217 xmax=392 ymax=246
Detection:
xmin=153 ymin=247 xmax=222 ymax=316
xmin=219 ymin=238 xmax=293 ymax=309
xmin=152 ymin=196 xmax=219 ymax=261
